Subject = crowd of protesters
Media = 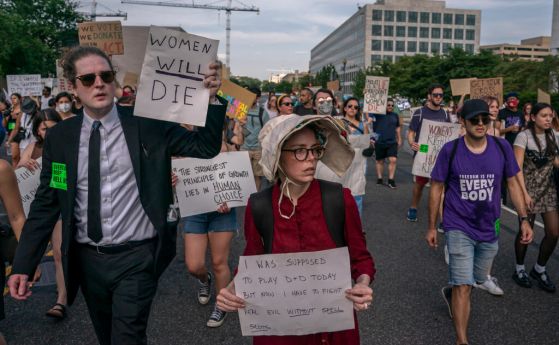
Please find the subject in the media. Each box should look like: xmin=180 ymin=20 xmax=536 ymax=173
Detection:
xmin=0 ymin=47 xmax=558 ymax=345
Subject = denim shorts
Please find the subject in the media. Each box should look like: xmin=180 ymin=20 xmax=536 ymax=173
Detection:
xmin=445 ymin=230 xmax=499 ymax=286
xmin=181 ymin=210 xmax=237 ymax=234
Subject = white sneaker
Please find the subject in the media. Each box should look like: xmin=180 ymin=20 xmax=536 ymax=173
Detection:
xmin=474 ymin=275 xmax=504 ymax=296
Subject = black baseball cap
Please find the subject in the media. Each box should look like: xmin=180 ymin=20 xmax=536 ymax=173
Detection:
xmin=460 ymin=99 xmax=490 ymax=120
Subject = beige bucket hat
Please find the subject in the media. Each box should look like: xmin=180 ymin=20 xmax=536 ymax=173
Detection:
xmin=258 ymin=114 xmax=355 ymax=181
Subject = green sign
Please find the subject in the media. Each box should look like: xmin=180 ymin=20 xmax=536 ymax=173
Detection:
xmin=50 ymin=162 xmax=67 ymax=190
xmin=494 ymin=218 xmax=501 ymax=236
xmin=419 ymin=144 xmax=429 ymax=153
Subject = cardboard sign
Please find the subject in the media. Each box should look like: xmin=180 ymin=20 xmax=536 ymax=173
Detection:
xmin=55 ymin=59 xmax=73 ymax=93
xmin=450 ymin=78 xmax=477 ymax=96
xmin=470 ymin=78 xmax=503 ymax=105
xmin=122 ymin=72 xmax=139 ymax=88
xmin=327 ymin=80 xmax=340 ymax=92
xmin=412 ymin=120 xmax=461 ymax=178
xmin=538 ymin=89 xmax=551 ymax=104
xmin=134 ymin=27 xmax=219 ymax=126
xmin=7 ymin=75 xmax=42 ymax=96
xmin=172 ymin=151 xmax=256 ymax=217
xmin=217 ymin=79 xmax=257 ymax=120
xmin=15 ymin=158 xmax=43 ymax=216
xmin=364 ymin=76 xmax=390 ymax=115
xmin=234 ymin=247 xmax=354 ymax=336
xmin=78 ymin=21 xmax=124 ymax=55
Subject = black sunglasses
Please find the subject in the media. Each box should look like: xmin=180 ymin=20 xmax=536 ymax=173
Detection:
xmin=75 ymin=71 xmax=116 ymax=87
xmin=431 ymin=93 xmax=444 ymax=98
xmin=467 ymin=115 xmax=491 ymax=125
xmin=346 ymin=104 xmax=359 ymax=110
xmin=281 ymin=102 xmax=293 ymax=106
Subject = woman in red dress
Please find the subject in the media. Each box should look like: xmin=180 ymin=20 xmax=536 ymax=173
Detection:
xmin=217 ymin=115 xmax=375 ymax=345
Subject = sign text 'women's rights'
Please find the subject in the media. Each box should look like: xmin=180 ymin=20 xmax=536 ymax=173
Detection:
xmin=135 ymin=27 xmax=218 ymax=126
xmin=172 ymin=151 xmax=256 ymax=217
xmin=234 ymin=247 xmax=354 ymax=336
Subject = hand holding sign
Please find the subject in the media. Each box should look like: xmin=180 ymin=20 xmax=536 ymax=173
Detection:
xmin=205 ymin=62 xmax=222 ymax=103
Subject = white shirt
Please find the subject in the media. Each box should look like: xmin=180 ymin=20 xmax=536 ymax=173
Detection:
xmin=74 ymin=105 xmax=156 ymax=245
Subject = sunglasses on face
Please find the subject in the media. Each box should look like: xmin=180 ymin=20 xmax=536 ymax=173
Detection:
xmin=75 ymin=70 xmax=116 ymax=87
xmin=467 ymin=115 xmax=491 ymax=125
xmin=282 ymin=146 xmax=325 ymax=161
xmin=281 ymin=102 xmax=293 ymax=107
xmin=431 ymin=93 xmax=444 ymax=98
xmin=346 ymin=104 xmax=359 ymax=110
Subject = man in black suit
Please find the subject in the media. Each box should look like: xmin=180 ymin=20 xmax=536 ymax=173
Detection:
xmin=8 ymin=46 xmax=226 ymax=344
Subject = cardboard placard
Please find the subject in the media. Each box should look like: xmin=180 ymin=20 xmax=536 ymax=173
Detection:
xmin=217 ymin=79 xmax=257 ymax=120
xmin=78 ymin=21 xmax=124 ymax=55
xmin=470 ymin=78 xmax=503 ymax=105
xmin=327 ymin=80 xmax=340 ymax=92
xmin=235 ymin=247 xmax=354 ymax=336
xmin=450 ymin=78 xmax=477 ymax=96
xmin=412 ymin=120 xmax=461 ymax=178
xmin=364 ymin=76 xmax=390 ymax=115
xmin=55 ymin=59 xmax=73 ymax=93
xmin=172 ymin=151 xmax=256 ymax=217
xmin=15 ymin=158 xmax=43 ymax=216
xmin=134 ymin=27 xmax=218 ymax=126
xmin=537 ymin=89 xmax=551 ymax=104
xmin=7 ymin=75 xmax=42 ymax=96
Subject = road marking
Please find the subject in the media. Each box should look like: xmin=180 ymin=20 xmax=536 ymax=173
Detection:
xmin=501 ymin=204 xmax=544 ymax=229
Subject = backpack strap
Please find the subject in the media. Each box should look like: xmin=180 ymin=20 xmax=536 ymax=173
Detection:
xmin=444 ymin=138 xmax=460 ymax=189
xmin=258 ymin=107 xmax=264 ymax=128
xmin=249 ymin=186 xmax=274 ymax=254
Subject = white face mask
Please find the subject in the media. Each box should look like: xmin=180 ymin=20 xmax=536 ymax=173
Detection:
xmin=58 ymin=103 xmax=71 ymax=113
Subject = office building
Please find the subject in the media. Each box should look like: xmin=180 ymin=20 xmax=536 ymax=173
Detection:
xmin=309 ymin=0 xmax=481 ymax=94
xmin=480 ymin=37 xmax=551 ymax=61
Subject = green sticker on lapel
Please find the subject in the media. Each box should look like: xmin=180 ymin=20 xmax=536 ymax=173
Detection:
xmin=50 ymin=162 xmax=67 ymax=190
xmin=494 ymin=218 xmax=501 ymax=236
xmin=8 ymin=122 xmax=15 ymax=131
xmin=419 ymin=144 xmax=429 ymax=153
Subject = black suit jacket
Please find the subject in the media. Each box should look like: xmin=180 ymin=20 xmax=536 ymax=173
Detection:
xmin=12 ymin=101 xmax=226 ymax=304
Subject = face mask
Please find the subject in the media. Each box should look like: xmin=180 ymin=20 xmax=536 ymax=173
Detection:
xmin=58 ymin=103 xmax=71 ymax=113
xmin=317 ymin=101 xmax=333 ymax=115
xmin=508 ymin=99 xmax=519 ymax=108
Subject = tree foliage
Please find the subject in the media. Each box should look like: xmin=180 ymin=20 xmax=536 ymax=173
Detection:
xmin=0 ymin=0 xmax=83 ymax=76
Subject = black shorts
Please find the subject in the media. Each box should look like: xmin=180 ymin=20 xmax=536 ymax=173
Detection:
xmin=375 ymin=143 xmax=398 ymax=160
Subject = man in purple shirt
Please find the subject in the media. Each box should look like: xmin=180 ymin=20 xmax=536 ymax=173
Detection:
xmin=425 ymin=99 xmax=533 ymax=345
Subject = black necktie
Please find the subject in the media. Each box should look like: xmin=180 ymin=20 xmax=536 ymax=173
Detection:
xmin=88 ymin=120 xmax=102 ymax=243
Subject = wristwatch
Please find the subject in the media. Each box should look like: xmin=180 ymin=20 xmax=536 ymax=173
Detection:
xmin=519 ymin=216 xmax=530 ymax=223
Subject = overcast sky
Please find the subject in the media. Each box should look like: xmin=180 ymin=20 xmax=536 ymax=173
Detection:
xmin=86 ymin=0 xmax=555 ymax=80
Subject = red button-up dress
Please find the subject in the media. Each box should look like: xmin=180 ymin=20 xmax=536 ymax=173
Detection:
xmin=242 ymin=179 xmax=376 ymax=345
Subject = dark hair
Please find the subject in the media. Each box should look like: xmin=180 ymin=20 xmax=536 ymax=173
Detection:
xmin=55 ymin=92 xmax=73 ymax=103
xmin=48 ymin=98 xmax=56 ymax=107
xmin=523 ymin=102 xmax=532 ymax=115
xmin=43 ymin=86 xmax=52 ymax=94
xmin=122 ymin=85 xmax=135 ymax=93
xmin=10 ymin=93 xmax=22 ymax=103
xmin=32 ymin=108 xmax=62 ymax=145
xmin=62 ymin=46 xmax=114 ymax=86
xmin=248 ymin=87 xmax=261 ymax=98
xmin=342 ymin=97 xmax=362 ymax=121
xmin=313 ymin=88 xmax=336 ymax=106
xmin=428 ymin=83 xmax=444 ymax=95
xmin=301 ymin=87 xmax=314 ymax=97
xmin=527 ymin=103 xmax=558 ymax=157
xmin=0 ymin=99 xmax=11 ymax=110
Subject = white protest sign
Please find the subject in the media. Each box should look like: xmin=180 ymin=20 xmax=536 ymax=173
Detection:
xmin=15 ymin=158 xmax=43 ymax=216
xmin=172 ymin=151 xmax=256 ymax=217
xmin=315 ymin=134 xmax=369 ymax=196
xmin=135 ymin=27 xmax=219 ymax=126
xmin=7 ymin=75 xmax=42 ymax=96
xmin=412 ymin=119 xmax=461 ymax=178
xmin=234 ymin=247 xmax=354 ymax=336
xmin=364 ymin=76 xmax=390 ymax=115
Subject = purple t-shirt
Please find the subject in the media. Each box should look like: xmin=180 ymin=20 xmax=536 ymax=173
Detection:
xmin=409 ymin=106 xmax=449 ymax=142
xmin=431 ymin=137 xmax=520 ymax=242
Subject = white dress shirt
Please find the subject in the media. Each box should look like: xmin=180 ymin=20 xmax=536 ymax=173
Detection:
xmin=74 ymin=105 xmax=156 ymax=245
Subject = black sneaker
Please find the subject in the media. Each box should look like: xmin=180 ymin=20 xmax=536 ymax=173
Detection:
xmin=207 ymin=306 xmax=227 ymax=327
xmin=387 ymin=179 xmax=396 ymax=189
xmin=377 ymin=178 xmax=383 ymax=185
xmin=512 ymin=269 xmax=532 ymax=288
xmin=530 ymin=268 xmax=556 ymax=293
xmin=197 ymin=272 xmax=213 ymax=305
xmin=441 ymin=286 xmax=453 ymax=319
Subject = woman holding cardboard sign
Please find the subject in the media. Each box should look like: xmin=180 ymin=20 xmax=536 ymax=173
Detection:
xmin=217 ymin=115 xmax=375 ymax=344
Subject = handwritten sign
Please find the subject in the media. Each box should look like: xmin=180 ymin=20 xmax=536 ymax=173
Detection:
xmin=470 ymin=78 xmax=503 ymax=106
xmin=364 ymin=76 xmax=390 ymax=114
xmin=134 ymin=27 xmax=218 ymax=126
xmin=78 ymin=21 xmax=124 ymax=55
xmin=234 ymin=247 xmax=354 ymax=336
xmin=15 ymin=158 xmax=43 ymax=216
xmin=538 ymin=89 xmax=551 ymax=104
xmin=412 ymin=120 xmax=461 ymax=178
xmin=450 ymin=78 xmax=477 ymax=96
xmin=55 ymin=59 xmax=73 ymax=93
xmin=217 ymin=79 xmax=256 ymax=120
xmin=172 ymin=151 xmax=256 ymax=217
xmin=7 ymin=75 xmax=42 ymax=96
xmin=327 ymin=80 xmax=340 ymax=92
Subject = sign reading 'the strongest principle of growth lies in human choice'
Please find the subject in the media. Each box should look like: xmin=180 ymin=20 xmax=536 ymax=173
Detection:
xmin=234 ymin=247 xmax=354 ymax=337
xmin=135 ymin=27 xmax=219 ymax=126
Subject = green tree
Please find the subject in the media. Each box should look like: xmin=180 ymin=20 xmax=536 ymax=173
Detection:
xmin=314 ymin=64 xmax=338 ymax=88
xmin=0 ymin=0 xmax=83 ymax=77
xmin=229 ymin=75 xmax=261 ymax=90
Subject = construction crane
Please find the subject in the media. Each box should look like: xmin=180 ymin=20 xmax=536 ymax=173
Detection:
xmin=121 ymin=0 xmax=259 ymax=69
xmin=77 ymin=0 xmax=128 ymax=20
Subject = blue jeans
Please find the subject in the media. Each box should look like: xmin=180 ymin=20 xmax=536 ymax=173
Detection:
xmin=445 ymin=230 xmax=498 ymax=286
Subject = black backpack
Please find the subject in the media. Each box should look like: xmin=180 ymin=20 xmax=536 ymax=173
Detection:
xmin=249 ymin=179 xmax=346 ymax=254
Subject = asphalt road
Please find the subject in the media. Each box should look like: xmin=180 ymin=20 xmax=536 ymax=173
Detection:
xmin=2 ymin=145 xmax=559 ymax=345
